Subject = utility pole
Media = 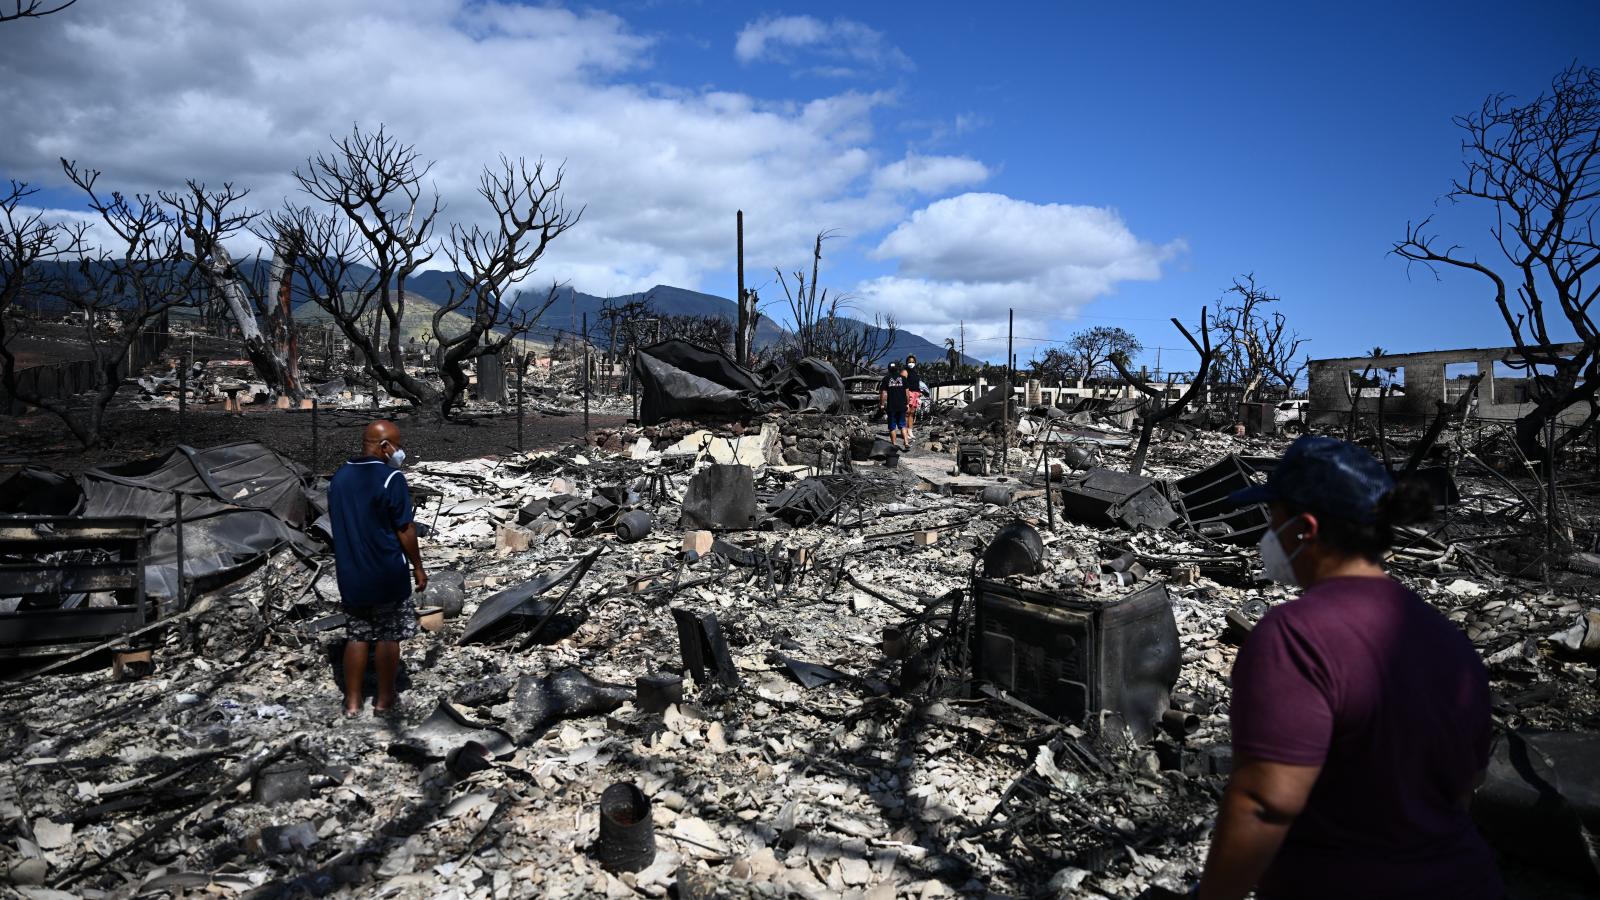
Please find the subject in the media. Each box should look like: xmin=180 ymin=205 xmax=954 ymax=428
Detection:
xmin=959 ymin=321 xmax=965 ymax=365
xmin=582 ymin=313 xmax=591 ymax=437
xmin=1002 ymin=308 xmax=1014 ymax=474
xmin=735 ymin=210 xmax=748 ymax=367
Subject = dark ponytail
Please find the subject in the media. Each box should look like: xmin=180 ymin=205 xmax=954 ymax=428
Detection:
xmin=1311 ymin=476 xmax=1434 ymax=560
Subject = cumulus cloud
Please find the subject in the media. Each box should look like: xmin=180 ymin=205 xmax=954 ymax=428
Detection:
xmin=857 ymin=193 xmax=1184 ymax=340
xmin=735 ymin=15 xmax=912 ymax=76
xmin=0 ymin=1 xmax=916 ymax=296
xmin=871 ymin=153 xmax=990 ymax=195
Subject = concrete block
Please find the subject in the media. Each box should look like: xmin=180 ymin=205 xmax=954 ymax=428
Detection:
xmin=417 ymin=606 xmax=445 ymax=632
xmin=112 ymin=648 xmax=152 ymax=680
xmin=913 ymin=530 xmax=940 ymax=546
xmin=682 ymin=530 xmax=715 ymax=555
xmin=496 ymin=524 xmax=532 ymax=552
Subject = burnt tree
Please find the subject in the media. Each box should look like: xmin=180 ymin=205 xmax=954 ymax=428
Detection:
xmin=1394 ymin=63 xmax=1600 ymax=461
xmin=0 ymin=165 xmax=243 ymax=447
xmin=434 ymin=156 xmax=577 ymax=417
xmin=1110 ymin=309 xmax=1215 ymax=476
xmin=0 ymin=0 xmax=76 ymax=22
xmin=282 ymin=125 xmax=441 ymax=408
xmin=1211 ymin=274 xmax=1306 ymax=407
xmin=171 ymin=187 xmax=306 ymax=402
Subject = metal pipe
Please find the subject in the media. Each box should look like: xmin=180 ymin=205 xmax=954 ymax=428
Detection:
xmin=173 ymin=492 xmax=186 ymax=613
xmin=516 ymin=354 xmax=524 ymax=452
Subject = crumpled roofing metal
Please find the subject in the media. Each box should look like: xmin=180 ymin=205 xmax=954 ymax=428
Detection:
xmin=633 ymin=340 xmax=848 ymax=425
xmin=0 ymin=442 xmax=318 ymax=600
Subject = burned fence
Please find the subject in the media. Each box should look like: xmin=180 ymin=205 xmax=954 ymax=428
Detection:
xmin=0 ymin=517 xmax=153 ymax=660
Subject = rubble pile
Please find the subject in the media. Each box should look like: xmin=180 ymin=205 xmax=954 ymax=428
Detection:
xmin=1 ymin=407 xmax=1597 ymax=899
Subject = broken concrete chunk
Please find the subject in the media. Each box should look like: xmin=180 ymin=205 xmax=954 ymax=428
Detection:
xmin=495 ymin=524 xmax=534 ymax=552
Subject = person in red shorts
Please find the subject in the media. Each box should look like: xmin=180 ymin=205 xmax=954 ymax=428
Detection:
xmin=904 ymin=354 xmax=927 ymax=440
xmin=1195 ymin=436 xmax=1501 ymax=900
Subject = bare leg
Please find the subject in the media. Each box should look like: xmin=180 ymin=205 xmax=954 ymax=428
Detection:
xmin=342 ymin=640 xmax=370 ymax=714
xmin=374 ymin=640 xmax=401 ymax=711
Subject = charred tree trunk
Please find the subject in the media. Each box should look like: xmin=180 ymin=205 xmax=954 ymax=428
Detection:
xmin=265 ymin=243 xmax=303 ymax=399
xmin=194 ymin=241 xmax=302 ymax=401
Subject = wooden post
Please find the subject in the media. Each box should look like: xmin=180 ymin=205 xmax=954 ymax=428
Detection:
xmin=582 ymin=313 xmax=590 ymax=437
xmin=177 ymin=357 xmax=187 ymax=431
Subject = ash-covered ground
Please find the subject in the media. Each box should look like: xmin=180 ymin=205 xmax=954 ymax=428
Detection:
xmin=1 ymin=410 xmax=1597 ymax=899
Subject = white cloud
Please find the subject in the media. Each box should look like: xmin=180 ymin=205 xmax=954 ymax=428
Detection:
xmin=735 ymin=15 xmax=912 ymax=76
xmin=871 ymin=153 xmax=990 ymax=195
xmin=0 ymin=1 xmax=914 ymax=297
xmin=857 ymin=193 xmax=1184 ymax=341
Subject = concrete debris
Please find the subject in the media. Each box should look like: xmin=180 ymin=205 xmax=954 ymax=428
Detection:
xmin=1 ymin=401 xmax=1597 ymax=899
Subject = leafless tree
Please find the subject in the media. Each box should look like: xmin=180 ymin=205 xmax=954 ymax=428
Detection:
xmin=434 ymin=156 xmax=578 ymax=417
xmin=1394 ymin=63 xmax=1600 ymax=460
xmin=0 ymin=164 xmax=241 ymax=446
xmin=772 ymin=229 xmax=897 ymax=374
xmin=276 ymin=125 xmax=442 ymax=408
xmin=661 ymin=312 xmax=733 ymax=353
xmin=169 ymin=186 xmax=309 ymax=402
xmin=599 ymin=294 xmax=654 ymax=377
xmin=818 ymin=312 xmax=897 ymax=375
xmin=1110 ymin=309 xmax=1215 ymax=476
xmin=1210 ymin=274 xmax=1306 ymax=407
xmin=0 ymin=0 xmax=75 ymax=22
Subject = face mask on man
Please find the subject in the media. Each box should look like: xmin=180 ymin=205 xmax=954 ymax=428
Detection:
xmin=382 ymin=441 xmax=407 ymax=469
xmin=1258 ymin=517 xmax=1305 ymax=587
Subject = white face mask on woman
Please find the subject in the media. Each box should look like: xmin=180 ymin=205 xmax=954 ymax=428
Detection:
xmin=1258 ymin=518 xmax=1306 ymax=587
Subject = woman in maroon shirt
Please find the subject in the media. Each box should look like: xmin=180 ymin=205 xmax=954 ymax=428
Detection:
xmin=1196 ymin=436 xmax=1502 ymax=900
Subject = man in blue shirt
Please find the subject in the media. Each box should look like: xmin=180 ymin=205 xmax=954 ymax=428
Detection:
xmin=328 ymin=420 xmax=427 ymax=715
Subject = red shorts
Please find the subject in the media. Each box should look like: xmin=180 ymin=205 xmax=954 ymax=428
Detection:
xmin=907 ymin=391 xmax=922 ymax=411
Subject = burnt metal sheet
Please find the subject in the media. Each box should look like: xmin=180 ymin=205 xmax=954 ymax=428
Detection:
xmin=760 ymin=357 xmax=848 ymax=415
xmin=389 ymin=700 xmax=516 ymax=763
xmin=1171 ymin=455 xmax=1270 ymax=546
xmin=773 ymin=654 xmax=847 ymax=689
xmin=634 ymin=340 xmax=764 ymax=426
xmin=508 ymin=668 xmax=633 ymax=744
xmin=969 ymin=579 xmax=1180 ymax=742
xmin=672 ymin=608 xmax=741 ymax=688
xmin=458 ymin=555 xmax=588 ymax=645
xmin=679 ymin=464 xmax=757 ymax=531
xmin=1059 ymin=468 xmax=1181 ymax=531
xmin=3 ymin=444 xmax=318 ymax=600
xmin=1473 ymin=729 xmax=1600 ymax=882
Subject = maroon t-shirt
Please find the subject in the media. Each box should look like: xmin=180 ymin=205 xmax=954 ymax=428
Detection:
xmin=1230 ymin=576 xmax=1502 ymax=900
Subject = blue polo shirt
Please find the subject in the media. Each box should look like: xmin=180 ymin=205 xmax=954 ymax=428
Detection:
xmin=327 ymin=456 xmax=414 ymax=610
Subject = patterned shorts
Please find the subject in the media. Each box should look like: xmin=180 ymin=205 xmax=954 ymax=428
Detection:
xmin=345 ymin=595 xmax=419 ymax=643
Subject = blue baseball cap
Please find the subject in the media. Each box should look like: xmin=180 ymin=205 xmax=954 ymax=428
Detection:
xmin=1228 ymin=435 xmax=1394 ymax=523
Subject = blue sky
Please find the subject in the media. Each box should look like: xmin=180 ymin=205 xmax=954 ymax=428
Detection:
xmin=1 ymin=0 xmax=1594 ymax=369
